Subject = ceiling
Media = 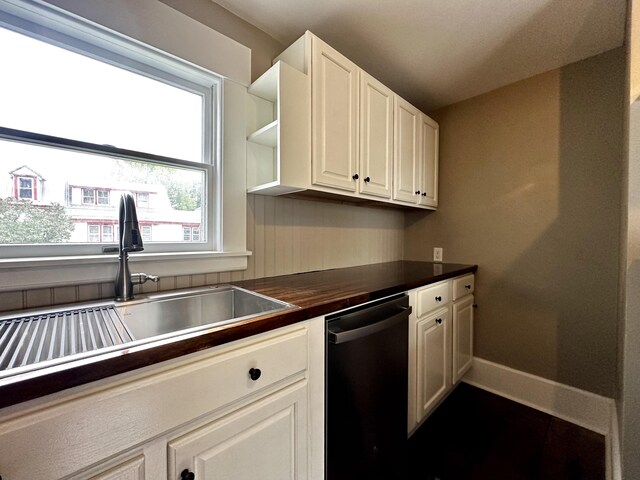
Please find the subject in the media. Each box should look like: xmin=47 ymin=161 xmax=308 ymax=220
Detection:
xmin=213 ymin=0 xmax=627 ymax=112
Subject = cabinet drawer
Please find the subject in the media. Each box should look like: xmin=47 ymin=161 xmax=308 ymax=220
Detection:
xmin=416 ymin=281 xmax=450 ymax=317
xmin=198 ymin=327 xmax=309 ymax=407
xmin=453 ymin=274 xmax=474 ymax=300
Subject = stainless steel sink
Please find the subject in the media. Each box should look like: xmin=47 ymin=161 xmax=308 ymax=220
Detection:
xmin=116 ymin=286 xmax=294 ymax=341
xmin=0 ymin=285 xmax=295 ymax=378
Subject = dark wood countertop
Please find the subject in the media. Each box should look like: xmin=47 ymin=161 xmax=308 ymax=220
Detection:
xmin=0 ymin=261 xmax=476 ymax=409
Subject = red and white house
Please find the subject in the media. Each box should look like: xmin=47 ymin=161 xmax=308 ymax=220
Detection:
xmin=3 ymin=165 xmax=202 ymax=244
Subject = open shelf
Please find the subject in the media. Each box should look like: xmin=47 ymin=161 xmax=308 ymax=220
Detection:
xmin=247 ymin=120 xmax=278 ymax=147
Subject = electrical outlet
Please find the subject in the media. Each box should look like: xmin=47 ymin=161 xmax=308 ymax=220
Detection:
xmin=433 ymin=247 xmax=443 ymax=262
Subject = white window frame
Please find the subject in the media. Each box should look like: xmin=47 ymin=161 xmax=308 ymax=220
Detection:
xmin=0 ymin=0 xmax=249 ymax=291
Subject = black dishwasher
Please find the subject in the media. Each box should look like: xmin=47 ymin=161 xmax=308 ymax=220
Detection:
xmin=326 ymin=293 xmax=411 ymax=480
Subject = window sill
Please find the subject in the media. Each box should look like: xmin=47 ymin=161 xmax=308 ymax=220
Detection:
xmin=0 ymin=251 xmax=251 ymax=291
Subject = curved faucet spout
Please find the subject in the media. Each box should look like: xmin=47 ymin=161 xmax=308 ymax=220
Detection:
xmin=119 ymin=192 xmax=144 ymax=253
xmin=115 ymin=192 xmax=157 ymax=301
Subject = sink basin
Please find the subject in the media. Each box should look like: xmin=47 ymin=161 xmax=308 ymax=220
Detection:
xmin=0 ymin=285 xmax=295 ymax=378
xmin=116 ymin=285 xmax=294 ymax=341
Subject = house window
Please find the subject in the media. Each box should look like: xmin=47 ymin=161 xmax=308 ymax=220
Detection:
xmin=0 ymin=15 xmax=218 ymax=256
xmin=88 ymin=224 xmax=101 ymax=242
xmin=141 ymin=225 xmax=152 ymax=242
xmin=137 ymin=192 xmax=149 ymax=208
xmin=82 ymin=188 xmax=95 ymax=205
xmin=97 ymin=190 xmax=110 ymax=206
xmin=182 ymin=226 xmax=201 ymax=242
xmin=18 ymin=177 xmax=34 ymax=200
xmin=102 ymin=225 xmax=114 ymax=243
xmin=81 ymin=189 xmax=110 ymax=206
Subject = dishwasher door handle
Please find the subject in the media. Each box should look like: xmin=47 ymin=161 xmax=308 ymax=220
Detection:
xmin=328 ymin=306 xmax=412 ymax=344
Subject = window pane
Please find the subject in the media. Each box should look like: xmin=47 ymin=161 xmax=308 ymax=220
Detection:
xmin=82 ymin=189 xmax=95 ymax=205
xmin=0 ymin=27 xmax=204 ymax=162
xmin=102 ymin=225 xmax=113 ymax=243
xmin=88 ymin=225 xmax=100 ymax=242
xmin=97 ymin=190 xmax=109 ymax=205
xmin=0 ymin=140 xmax=205 ymax=245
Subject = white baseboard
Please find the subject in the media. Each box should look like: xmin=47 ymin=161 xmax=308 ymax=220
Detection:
xmin=462 ymin=357 xmax=614 ymax=435
xmin=609 ymin=403 xmax=622 ymax=480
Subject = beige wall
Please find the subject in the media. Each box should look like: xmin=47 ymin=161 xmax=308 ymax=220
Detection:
xmin=619 ymin=0 xmax=640 ymax=476
xmin=158 ymin=0 xmax=285 ymax=80
xmin=405 ymin=48 xmax=625 ymax=397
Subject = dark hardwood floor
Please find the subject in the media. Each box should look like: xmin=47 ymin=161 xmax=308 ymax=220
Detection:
xmin=408 ymin=383 xmax=606 ymax=480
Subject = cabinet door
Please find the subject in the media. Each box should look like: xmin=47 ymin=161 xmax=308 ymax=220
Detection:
xmin=359 ymin=71 xmax=392 ymax=198
xmin=168 ymin=382 xmax=309 ymax=480
xmin=452 ymin=295 xmax=474 ymax=384
xmin=419 ymin=114 xmax=439 ymax=207
xmin=415 ymin=308 xmax=451 ymax=424
xmin=311 ymin=36 xmax=358 ymax=192
xmin=393 ymin=96 xmax=420 ymax=204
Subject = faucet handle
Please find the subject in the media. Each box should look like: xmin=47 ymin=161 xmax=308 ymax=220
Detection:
xmin=131 ymin=273 xmax=160 ymax=285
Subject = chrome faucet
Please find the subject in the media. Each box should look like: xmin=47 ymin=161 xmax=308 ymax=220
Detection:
xmin=114 ymin=192 xmax=159 ymax=301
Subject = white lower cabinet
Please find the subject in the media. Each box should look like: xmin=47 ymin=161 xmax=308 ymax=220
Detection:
xmin=453 ymin=294 xmax=474 ymax=384
xmin=408 ymin=274 xmax=475 ymax=434
xmin=168 ymin=381 xmax=309 ymax=480
xmin=415 ymin=307 xmax=451 ymax=422
xmin=0 ymin=318 xmax=324 ymax=480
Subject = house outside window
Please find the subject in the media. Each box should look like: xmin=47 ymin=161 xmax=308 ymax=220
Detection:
xmin=192 ymin=227 xmax=201 ymax=241
xmin=183 ymin=226 xmax=191 ymax=242
xmin=18 ymin=177 xmax=34 ymax=199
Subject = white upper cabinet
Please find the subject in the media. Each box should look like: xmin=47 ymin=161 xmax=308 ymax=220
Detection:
xmin=420 ymin=114 xmax=439 ymax=207
xmin=394 ymin=96 xmax=439 ymax=208
xmin=251 ymin=30 xmax=438 ymax=210
xmin=359 ymin=71 xmax=393 ymax=199
xmin=393 ymin=96 xmax=421 ymax=204
xmin=311 ymin=36 xmax=359 ymax=192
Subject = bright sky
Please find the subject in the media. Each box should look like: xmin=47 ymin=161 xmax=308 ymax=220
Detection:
xmin=0 ymin=26 xmax=204 ymax=162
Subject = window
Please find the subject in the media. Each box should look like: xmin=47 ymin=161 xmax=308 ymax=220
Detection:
xmin=82 ymin=189 xmax=95 ymax=205
xmin=88 ymin=224 xmax=101 ymax=243
xmin=0 ymin=0 xmax=248 ymax=288
xmin=18 ymin=177 xmax=34 ymax=200
xmin=182 ymin=226 xmax=202 ymax=242
xmin=81 ymin=189 xmax=110 ymax=206
xmin=0 ymin=16 xmax=218 ymax=258
xmin=136 ymin=192 xmax=149 ymax=208
xmin=141 ymin=225 xmax=152 ymax=242
xmin=97 ymin=190 xmax=110 ymax=206
xmin=102 ymin=225 xmax=114 ymax=243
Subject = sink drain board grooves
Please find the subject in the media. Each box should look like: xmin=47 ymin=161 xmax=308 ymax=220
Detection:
xmin=0 ymin=306 xmax=134 ymax=372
